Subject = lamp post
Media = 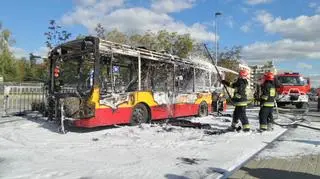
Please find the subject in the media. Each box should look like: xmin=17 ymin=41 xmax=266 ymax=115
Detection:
xmin=215 ymin=12 xmax=222 ymax=66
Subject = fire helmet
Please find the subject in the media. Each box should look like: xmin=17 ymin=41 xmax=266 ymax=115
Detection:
xmin=264 ymin=72 xmax=274 ymax=81
xmin=239 ymin=69 xmax=248 ymax=78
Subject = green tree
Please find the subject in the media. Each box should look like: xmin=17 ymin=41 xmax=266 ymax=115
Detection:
xmin=0 ymin=22 xmax=19 ymax=81
xmin=103 ymin=29 xmax=194 ymax=58
xmin=151 ymin=30 xmax=193 ymax=58
xmin=137 ymin=30 xmax=156 ymax=49
xmin=157 ymin=30 xmax=173 ymax=51
xmin=172 ymin=34 xmax=193 ymax=58
xmin=105 ymin=29 xmax=128 ymax=44
xmin=44 ymin=20 xmax=72 ymax=50
xmin=128 ymin=34 xmax=143 ymax=47
xmin=217 ymin=46 xmax=242 ymax=82
xmin=41 ymin=20 xmax=72 ymax=82
xmin=95 ymin=23 xmax=105 ymax=39
xmin=16 ymin=58 xmax=27 ymax=81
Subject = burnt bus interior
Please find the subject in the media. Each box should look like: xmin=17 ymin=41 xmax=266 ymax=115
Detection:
xmin=48 ymin=36 xmax=221 ymax=120
xmin=99 ymin=52 xmax=216 ymax=95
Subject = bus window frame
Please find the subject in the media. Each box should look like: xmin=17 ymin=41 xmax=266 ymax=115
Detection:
xmin=174 ymin=63 xmax=195 ymax=93
xmin=48 ymin=37 xmax=99 ymax=99
xmin=49 ymin=36 xmax=221 ymax=97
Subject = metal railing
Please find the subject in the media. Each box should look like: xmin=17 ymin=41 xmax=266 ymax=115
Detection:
xmin=0 ymin=82 xmax=47 ymax=116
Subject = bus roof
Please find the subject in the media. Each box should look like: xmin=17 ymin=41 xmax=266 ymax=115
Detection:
xmin=50 ymin=36 xmax=238 ymax=75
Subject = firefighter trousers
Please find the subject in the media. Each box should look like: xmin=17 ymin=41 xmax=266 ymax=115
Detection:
xmin=232 ymin=106 xmax=249 ymax=128
xmin=259 ymin=106 xmax=273 ymax=129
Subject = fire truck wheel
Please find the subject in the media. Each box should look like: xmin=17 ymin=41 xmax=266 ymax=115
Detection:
xmin=130 ymin=103 xmax=149 ymax=126
xmin=198 ymin=102 xmax=208 ymax=117
xmin=277 ymin=102 xmax=285 ymax=107
xmin=295 ymin=102 xmax=308 ymax=109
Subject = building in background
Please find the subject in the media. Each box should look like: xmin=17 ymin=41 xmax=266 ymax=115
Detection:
xmin=249 ymin=61 xmax=277 ymax=88
xmin=249 ymin=61 xmax=277 ymax=103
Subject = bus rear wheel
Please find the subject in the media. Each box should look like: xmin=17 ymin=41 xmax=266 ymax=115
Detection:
xmin=198 ymin=102 xmax=208 ymax=117
xmin=130 ymin=103 xmax=149 ymax=126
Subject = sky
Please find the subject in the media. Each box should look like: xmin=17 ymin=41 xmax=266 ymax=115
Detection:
xmin=1 ymin=0 xmax=320 ymax=87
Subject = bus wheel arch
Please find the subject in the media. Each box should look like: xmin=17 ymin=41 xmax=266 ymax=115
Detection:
xmin=130 ymin=103 xmax=151 ymax=126
xmin=198 ymin=101 xmax=208 ymax=117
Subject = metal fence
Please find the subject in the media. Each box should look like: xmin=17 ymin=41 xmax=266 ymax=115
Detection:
xmin=0 ymin=82 xmax=47 ymax=116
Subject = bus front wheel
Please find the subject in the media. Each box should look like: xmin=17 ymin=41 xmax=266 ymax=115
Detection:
xmin=130 ymin=103 xmax=149 ymax=126
xmin=198 ymin=102 xmax=208 ymax=117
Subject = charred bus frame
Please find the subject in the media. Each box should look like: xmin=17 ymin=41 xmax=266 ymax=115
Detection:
xmin=48 ymin=36 xmax=228 ymax=127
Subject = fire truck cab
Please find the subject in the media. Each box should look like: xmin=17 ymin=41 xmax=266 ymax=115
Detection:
xmin=275 ymin=72 xmax=310 ymax=109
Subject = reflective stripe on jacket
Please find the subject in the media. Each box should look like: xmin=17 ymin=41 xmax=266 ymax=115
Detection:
xmin=225 ymin=78 xmax=249 ymax=105
xmin=260 ymin=80 xmax=276 ymax=107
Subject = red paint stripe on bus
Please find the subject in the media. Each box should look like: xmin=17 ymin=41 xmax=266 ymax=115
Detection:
xmin=73 ymin=103 xmax=211 ymax=128
xmin=73 ymin=107 xmax=132 ymax=128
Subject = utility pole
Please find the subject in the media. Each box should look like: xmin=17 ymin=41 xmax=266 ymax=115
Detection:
xmin=215 ymin=12 xmax=222 ymax=66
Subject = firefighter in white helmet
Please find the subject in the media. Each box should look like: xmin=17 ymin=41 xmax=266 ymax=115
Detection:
xmin=222 ymin=69 xmax=250 ymax=132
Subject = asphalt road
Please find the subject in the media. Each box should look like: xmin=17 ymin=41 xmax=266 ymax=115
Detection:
xmin=227 ymin=101 xmax=320 ymax=121
xmin=230 ymin=101 xmax=320 ymax=179
xmin=280 ymin=102 xmax=320 ymax=122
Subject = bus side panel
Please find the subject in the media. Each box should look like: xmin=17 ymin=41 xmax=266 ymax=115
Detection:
xmin=173 ymin=94 xmax=197 ymax=117
xmin=173 ymin=104 xmax=198 ymax=117
xmin=73 ymin=107 xmax=133 ymax=128
xmin=144 ymin=91 xmax=173 ymax=120
xmin=172 ymin=93 xmax=212 ymax=117
xmin=151 ymin=105 xmax=173 ymax=120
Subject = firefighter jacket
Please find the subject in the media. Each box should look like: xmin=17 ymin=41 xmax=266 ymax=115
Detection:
xmin=223 ymin=78 xmax=248 ymax=107
xmin=260 ymin=80 xmax=276 ymax=107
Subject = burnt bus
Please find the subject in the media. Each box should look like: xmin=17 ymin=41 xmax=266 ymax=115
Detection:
xmin=48 ymin=36 xmax=228 ymax=128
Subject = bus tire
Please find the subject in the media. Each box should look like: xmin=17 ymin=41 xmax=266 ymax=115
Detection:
xmin=130 ymin=103 xmax=150 ymax=126
xmin=198 ymin=102 xmax=208 ymax=117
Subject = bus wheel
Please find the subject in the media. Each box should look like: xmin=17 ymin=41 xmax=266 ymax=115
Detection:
xmin=130 ymin=103 xmax=149 ymax=126
xmin=198 ymin=102 xmax=208 ymax=117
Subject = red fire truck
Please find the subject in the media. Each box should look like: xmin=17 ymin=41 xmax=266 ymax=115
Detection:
xmin=275 ymin=72 xmax=311 ymax=109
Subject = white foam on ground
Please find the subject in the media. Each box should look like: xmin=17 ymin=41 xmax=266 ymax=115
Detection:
xmin=257 ymin=122 xmax=320 ymax=159
xmin=0 ymin=112 xmax=287 ymax=179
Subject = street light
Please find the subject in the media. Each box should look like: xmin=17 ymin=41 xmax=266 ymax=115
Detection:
xmin=215 ymin=12 xmax=222 ymax=66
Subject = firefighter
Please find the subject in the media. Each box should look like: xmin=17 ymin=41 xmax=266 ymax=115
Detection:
xmin=259 ymin=72 xmax=276 ymax=131
xmin=222 ymin=69 xmax=250 ymax=132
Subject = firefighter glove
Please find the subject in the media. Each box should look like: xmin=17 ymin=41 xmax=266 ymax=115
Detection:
xmin=260 ymin=95 xmax=268 ymax=101
xmin=234 ymin=93 xmax=242 ymax=99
